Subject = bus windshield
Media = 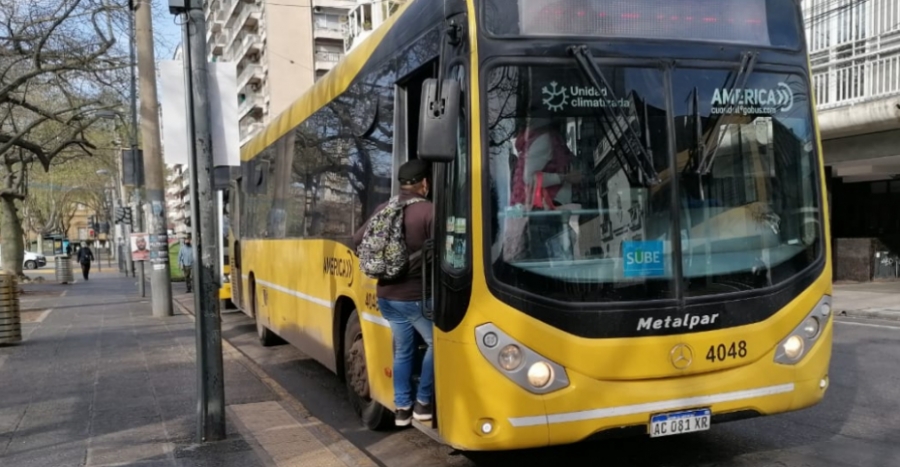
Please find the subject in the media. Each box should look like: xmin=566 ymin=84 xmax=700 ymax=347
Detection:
xmin=485 ymin=63 xmax=822 ymax=303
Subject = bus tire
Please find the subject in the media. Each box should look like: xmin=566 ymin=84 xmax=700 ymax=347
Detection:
xmin=343 ymin=309 xmax=393 ymax=431
xmin=252 ymin=278 xmax=279 ymax=347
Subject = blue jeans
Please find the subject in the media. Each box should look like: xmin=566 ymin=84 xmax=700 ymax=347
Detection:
xmin=377 ymin=298 xmax=434 ymax=409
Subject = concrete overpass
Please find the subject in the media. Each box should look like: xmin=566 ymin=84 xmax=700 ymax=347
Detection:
xmin=820 ymin=97 xmax=900 ymax=183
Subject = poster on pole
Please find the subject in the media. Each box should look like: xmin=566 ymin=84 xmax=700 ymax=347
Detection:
xmin=131 ymin=233 xmax=150 ymax=262
xmin=158 ymin=60 xmax=239 ymax=168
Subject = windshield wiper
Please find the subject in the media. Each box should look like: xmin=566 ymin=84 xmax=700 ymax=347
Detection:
xmin=568 ymin=45 xmax=660 ymax=187
xmin=694 ymin=51 xmax=758 ymax=175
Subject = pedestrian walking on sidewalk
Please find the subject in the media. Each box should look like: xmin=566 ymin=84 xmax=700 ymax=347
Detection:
xmin=353 ymin=159 xmax=435 ymax=427
xmin=77 ymin=243 xmax=94 ymax=281
xmin=178 ymin=236 xmax=194 ymax=293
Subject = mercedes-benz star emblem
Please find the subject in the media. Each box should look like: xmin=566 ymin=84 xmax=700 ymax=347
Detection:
xmin=670 ymin=344 xmax=693 ymax=370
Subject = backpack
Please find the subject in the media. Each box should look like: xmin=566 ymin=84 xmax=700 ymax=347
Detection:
xmin=357 ymin=195 xmax=426 ymax=280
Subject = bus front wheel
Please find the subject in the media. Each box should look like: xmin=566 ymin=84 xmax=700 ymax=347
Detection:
xmin=343 ymin=309 xmax=393 ymax=430
xmin=252 ymin=278 xmax=279 ymax=347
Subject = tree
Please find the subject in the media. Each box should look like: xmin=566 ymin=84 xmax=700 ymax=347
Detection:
xmin=20 ymin=147 xmax=116 ymax=245
xmin=0 ymin=0 xmax=128 ymax=276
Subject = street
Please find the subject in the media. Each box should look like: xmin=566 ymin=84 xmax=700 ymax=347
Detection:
xmin=205 ymin=298 xmax=900 ymax=467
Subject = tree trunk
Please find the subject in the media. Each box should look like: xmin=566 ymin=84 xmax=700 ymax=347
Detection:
xmin=0 ymin=196 xmax=24 ymax=276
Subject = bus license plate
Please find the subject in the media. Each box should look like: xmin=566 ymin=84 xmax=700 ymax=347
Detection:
xmin=649 ymin=408 xmax=711 ymax=438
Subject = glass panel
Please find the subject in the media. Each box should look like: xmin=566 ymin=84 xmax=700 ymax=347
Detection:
xmin=486 ymin=64 xmax=676 ymax=302
xmin=671 ymin=69 xmax=821 ymax=296
xmin=443 ymin=66 xmax=470 ymax=271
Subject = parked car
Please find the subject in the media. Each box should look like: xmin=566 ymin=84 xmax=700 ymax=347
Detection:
xmin=23 ymin=251 xmax=47 ymax=269
xmin=0 ymin=246 xmax=48 ymax=270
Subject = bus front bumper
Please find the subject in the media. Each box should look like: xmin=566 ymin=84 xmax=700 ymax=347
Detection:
xmin=436 ymin=317 xmax=832 ymax=451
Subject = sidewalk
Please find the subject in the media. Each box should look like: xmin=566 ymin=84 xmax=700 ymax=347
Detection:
xmin=0 ymin=271 xmax=377 ymax=467
xmin=833 ymin=280 xmax=900 ymax=321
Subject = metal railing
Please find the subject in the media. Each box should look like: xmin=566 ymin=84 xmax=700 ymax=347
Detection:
xmin=315 ymin=51 xmax=342 ymax=63
xmin=813 ymin=52 xmax=900 ymax=110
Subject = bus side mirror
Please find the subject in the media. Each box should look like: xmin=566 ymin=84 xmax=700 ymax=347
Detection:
xmin=417 ymin=78 xmax=459 ymax=163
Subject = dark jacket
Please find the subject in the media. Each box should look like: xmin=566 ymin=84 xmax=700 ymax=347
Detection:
xmin=77 ymin=247 xmax=94 ymax=264
xmin=353 ymin=191 xmax=433 ymax=301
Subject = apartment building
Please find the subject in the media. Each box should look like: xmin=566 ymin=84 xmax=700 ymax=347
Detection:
xmin=343 ymin=0 xmax=406 ymax=52
xmin=165 ymin=164 xmax=191 ymax=238
xmin=205 ymin=0 xmax=356 ymax=146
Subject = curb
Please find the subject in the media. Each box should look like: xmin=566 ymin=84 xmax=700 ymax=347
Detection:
xmin=838 ymin=308 xmax=900 ymax=321
xmin=171 ymin=298 xmax=380 ymax=467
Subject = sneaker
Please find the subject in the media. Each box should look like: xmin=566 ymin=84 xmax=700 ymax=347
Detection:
xmin=395 ymin=406 xmax=412 ymax=427
xmin=413 ymin=401 xmax=432 ymax=422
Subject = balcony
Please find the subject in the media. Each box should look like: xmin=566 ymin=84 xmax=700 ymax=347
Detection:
xmin=239 ymin=94 xmax=265 ymax=118
xmin=314 ymin=24 xmax=344 ymax=41
xmin=224 ymin=3 xmax=261 ymax=52
xmin=222 ymin=0 xmax=246 ymax=29
xmin=805 ymin=0 xmax=900 ymax=110
xmin=207 ymin=0 xmax=223 ymax=32
xmin=315 ymin=51 xmax=342 ymax=71
xmin=228 ymin=30 xmax=262 ymax=61
xmin=313 ymin=0 xmax=356 ymax=9
xmin=240 ymin=121 xmax=264 ymax=146
xmin=235 ymin=3 xmax=261 ymax=30
xmin=238 ymin=34 xmax=263 ymax=61
xmin=238 ymin=63 xmax=265 ymax=90
xmin=342 ymin=0 xmax=405 ymax=51
xmin=812 ymin=51 xmax=900 ymax=111
xmin=208 ymin=32 xmax=226 ymax=57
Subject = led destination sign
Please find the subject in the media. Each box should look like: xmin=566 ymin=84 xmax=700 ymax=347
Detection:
xmin=485 ymin=0 xmax=783 ymax=46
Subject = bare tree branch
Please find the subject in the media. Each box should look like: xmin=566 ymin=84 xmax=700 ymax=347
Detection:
xmin=0 ymin=0 xmax=129 ymax=275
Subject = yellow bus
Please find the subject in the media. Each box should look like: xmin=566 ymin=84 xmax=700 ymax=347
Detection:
xmin=227 ymin=0 xmax=833 ymax=451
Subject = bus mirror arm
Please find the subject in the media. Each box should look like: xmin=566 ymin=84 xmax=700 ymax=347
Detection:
xmin=420 ymin=239 xmax=434 ymax=320
xmin=417 ymin=78 xmax=460 ymax=163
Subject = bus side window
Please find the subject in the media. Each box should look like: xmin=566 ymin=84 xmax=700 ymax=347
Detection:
xmin=442 ymin=65 xmax=469 ymax=272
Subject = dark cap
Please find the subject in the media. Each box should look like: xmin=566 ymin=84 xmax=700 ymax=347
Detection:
xmin=397 ymin=159 xmax=430 ymax=185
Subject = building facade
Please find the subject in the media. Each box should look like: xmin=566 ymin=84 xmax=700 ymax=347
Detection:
xmin=803 ymin=0 xmax=900 ymax=281
xmin=166 ymin=164 xmax=190 ymax=238
xmin=204 ymin=0 xmax=356 ymax=146
xmin=342 ymin=0 xmax=406 ymax=52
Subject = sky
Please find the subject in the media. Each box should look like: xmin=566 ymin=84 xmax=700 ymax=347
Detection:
xmin=153 ymin=9 xmax=183 ymax=60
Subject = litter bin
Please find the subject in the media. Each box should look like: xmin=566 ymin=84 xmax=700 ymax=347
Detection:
xmin=0 ymin=273 xmax=20 ymax=345
xmin=55 ymin=256 xmax=74 ymax=284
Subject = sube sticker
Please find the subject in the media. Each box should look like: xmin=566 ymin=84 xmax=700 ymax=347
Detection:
xmin=623 ymin=240 xmax=665 ymax=278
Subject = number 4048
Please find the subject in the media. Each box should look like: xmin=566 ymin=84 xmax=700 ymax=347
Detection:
xmin=706 ymin=341 xmax=747 ymax=362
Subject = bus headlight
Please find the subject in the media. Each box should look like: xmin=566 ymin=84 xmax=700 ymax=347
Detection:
xmin=782 ymin=335 xmax=804 ymax=360
xmin=774 ymin=295 xmax=830 ymax=365
xmin=801 ymin=317 xmax=820 ymax=338
xmin=527 ymin=362 xmax=553 ymax=388
xmin=475 ymin=323 xmax=569 ymax=395
xmin=498 ymin=345 xmax=523 ymax=371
